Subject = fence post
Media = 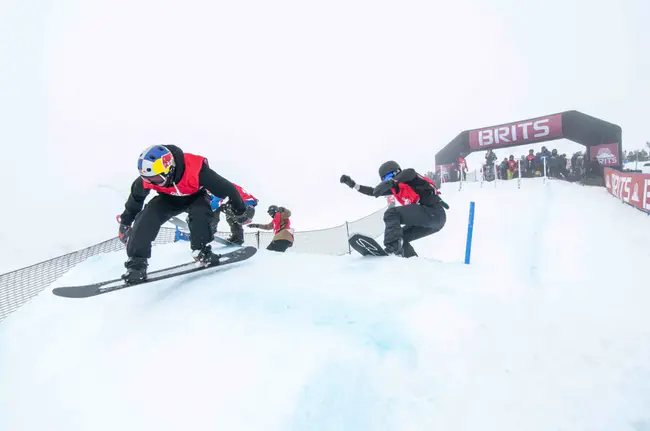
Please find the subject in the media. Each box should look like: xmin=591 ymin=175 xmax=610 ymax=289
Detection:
xmin=464 ymin=201 xmax=476 ymax=265
xmin=494 ymin=164 xmax=498 ymax=188
xmin=255 ymin=231 xmax=260 ymax=249
xmin=517 ymin=159 xmax=522 ymax=189
xmin=543 ymin=157 xmax=548 ymax=184
xmin=345 ymin=221 xmax=351 ymax=254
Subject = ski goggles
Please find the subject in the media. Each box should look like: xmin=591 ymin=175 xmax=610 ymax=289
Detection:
xmin=141 ymin=173 xmax=167 ymax=186
xmin=382 ymin=172 xmax=396 ymax=181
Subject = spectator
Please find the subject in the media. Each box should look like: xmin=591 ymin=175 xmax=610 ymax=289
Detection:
xmin=548 ymin=149 xmax=559 ymax=178
xmin=538 ymin=146 xmax=552 ymax=176
xmin=506 ymin=155 xmax=518 ymax=179
xmin=546 ymin=149 xmax=568 ymax=179
xmin=499 ymin=158 xmax=508 ymax=180
xmin=570 ymin=151 xmax=584 ymax=178
xmin=456 ymin=153 xmax=468 ymax=181
xmin=485 ymin=149 xmax=497 ymax=166
xmin=525 ymin=149 xmax=536 ymax=177
xmin=482 ymin=150 xmax=497 ymax=181
xmin=558 ymin=153 xmax=568 ymax=179
xmin=482 ymin=163 xmax=496 ymax=182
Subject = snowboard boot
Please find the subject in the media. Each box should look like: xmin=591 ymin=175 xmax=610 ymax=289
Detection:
xmin=121 ymin=257 xmax=148 ymax=284
xmin=192 ymin=244 xmax=221 ymax=267
xmin=402 ymin=242 xmax=418 ymax=258
xmin=209 ymin=215 xmax=219 ymax=238
xmin=384 ymin=238 xmax=404 ymax=257
xmin=226 ymin=234 xmax=244 ymax=246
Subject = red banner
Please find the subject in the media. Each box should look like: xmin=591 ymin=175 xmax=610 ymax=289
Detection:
xmin=604 ymin=168 xmax=650 ymax=213
xmin=468 ymin=114 xmax=564 ymax=150
xmin=590 ymin=143 xmax=620 ymax=167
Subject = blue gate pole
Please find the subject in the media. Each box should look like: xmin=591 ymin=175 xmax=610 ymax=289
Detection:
xmin=464 ymin=201 xmax=476 ymax=264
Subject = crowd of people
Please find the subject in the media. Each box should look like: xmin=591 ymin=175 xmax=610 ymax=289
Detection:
xmin=440 ymin=147 xmax=588 ymax=183
xmin=479 ymin=147 xmax=573 ymax=181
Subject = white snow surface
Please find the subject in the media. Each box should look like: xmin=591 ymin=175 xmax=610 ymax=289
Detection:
xmin=1 ymin=178 xmax=650 ymax=430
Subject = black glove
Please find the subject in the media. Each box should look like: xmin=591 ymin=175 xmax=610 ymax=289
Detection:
xmin=340 ymin=174 xmax=355 ymax=188
xmin=118 ymin=224 xmax=131 ymax=245
xmin=247 ymin=223 xmax=259 ymax=229
xmin=372 ymin=179 xmax=396 ymax=197
xmin=217 ymin=199 xmax=234 ymax=213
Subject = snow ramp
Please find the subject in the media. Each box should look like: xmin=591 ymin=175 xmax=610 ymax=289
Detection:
xmin=1 ymin=178 xmax=649 ymax=431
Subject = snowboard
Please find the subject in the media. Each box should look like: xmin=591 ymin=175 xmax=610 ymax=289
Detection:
xmin=348 ymin=233 xmax=388 ymax=257
xmin=51 ymin=246 xmax=257 ymax=299
xmin=212 ymin=236 xmax=244 ymax=247
xmin=175 ymin=228 xmax=243 ymax=248
xmin=168 ymin=216 xmax=189 ymax=230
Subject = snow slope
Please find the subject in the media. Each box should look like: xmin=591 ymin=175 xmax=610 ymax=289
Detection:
xmin=1 ymin=178 xmax=649 ymax=431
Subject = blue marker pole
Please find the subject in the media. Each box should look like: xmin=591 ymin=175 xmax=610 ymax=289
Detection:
xmin=464 ymin=201 xmax=476 ymax=264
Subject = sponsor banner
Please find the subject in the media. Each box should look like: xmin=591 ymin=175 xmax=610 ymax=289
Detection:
xmin=590 ymin=143 xmax=620 ymax=167
xmin=604 ymin=168 xmax=650 ymax=213
xmin=469 ymin=114 xmax=564 ymax=150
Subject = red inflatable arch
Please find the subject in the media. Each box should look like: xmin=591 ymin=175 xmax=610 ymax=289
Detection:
xmin=434 ymin=110 xmax=623 ymax=175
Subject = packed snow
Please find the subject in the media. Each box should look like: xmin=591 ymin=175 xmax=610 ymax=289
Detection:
xmin=1 ymin=177 xmax=649 ymax=431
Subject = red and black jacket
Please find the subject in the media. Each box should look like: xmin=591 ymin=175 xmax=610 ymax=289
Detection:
xmin=119 ymin=145 xmax=246 ymax=226
xmin=356 ymin=169 xmax=447 ymax=208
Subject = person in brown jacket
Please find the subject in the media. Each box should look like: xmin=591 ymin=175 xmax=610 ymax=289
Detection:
xmin=247 ymin=205 xmax=294 ymax=252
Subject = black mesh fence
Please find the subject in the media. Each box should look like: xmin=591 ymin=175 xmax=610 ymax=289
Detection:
xmin=0 ymin=228 xmax=177 ymax=322
xmin=0 ymin=207 xmax=387 ymax=322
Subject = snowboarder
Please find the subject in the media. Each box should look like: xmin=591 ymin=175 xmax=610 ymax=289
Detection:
xmin=340 ymin=161 xmax=449 ymax=258
xmin=117 ymin=144 xmax=247 ymax=283
xmin=247 ymin=205 xmax=294 ymax=252
xmin=209 ymin=184 xmax=258 ymax=245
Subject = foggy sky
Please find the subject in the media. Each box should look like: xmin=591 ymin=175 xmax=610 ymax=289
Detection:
xmin=1 ymin=0 xmax=648 ymax=236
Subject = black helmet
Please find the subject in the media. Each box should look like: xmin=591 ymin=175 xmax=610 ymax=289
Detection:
xmin=378 ymin=160 xmax=401 ymax=180
xmin=267 ymin=205 xmax=279 ymax=216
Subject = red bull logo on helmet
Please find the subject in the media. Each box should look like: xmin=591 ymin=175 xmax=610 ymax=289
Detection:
xmin=151 ymin=151 xmax=174 ymax=175
xmin=161 ymin=152 xmax=173 ymax=169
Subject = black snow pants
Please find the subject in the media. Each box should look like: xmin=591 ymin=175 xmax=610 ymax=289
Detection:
xmin=128 ymin=191 xmax=213 ymax=259
xmin=267 ymin=239 xmax=292 ymax=252
xmin=383 ymin=204 xmax=446 ymax=258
